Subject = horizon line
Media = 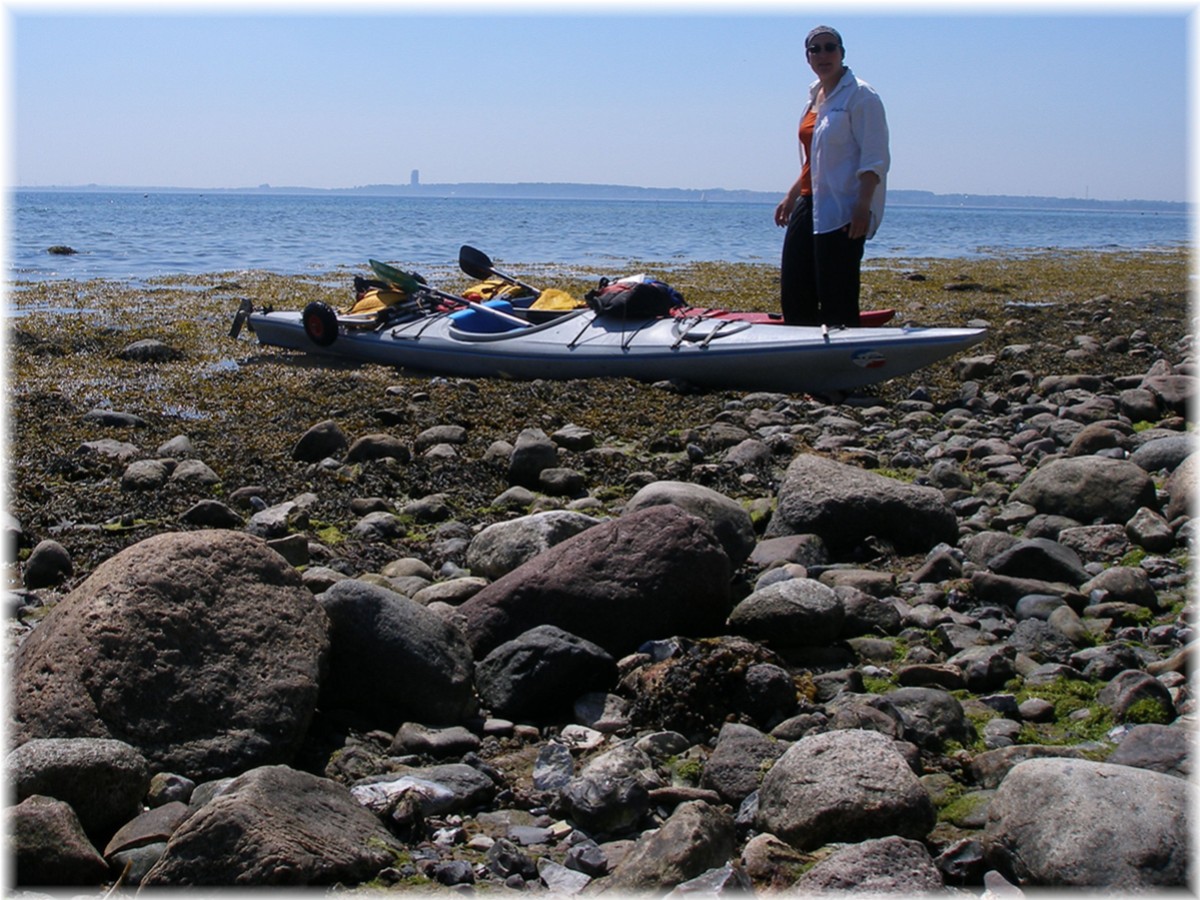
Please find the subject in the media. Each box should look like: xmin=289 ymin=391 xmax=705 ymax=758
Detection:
xmin=10 ymin=182 xmax=1188 ymax=208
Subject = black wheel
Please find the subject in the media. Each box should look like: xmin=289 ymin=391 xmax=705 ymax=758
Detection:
xmin=302 ymin=302 xmax=339 ymax=347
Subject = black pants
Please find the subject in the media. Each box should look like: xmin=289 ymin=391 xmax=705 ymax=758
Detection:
xmin=780 ymin=195 xmax=865 ymax=326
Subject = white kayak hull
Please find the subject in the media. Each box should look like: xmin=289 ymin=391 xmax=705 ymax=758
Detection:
xmin=239 ymin=304 xmax=986 ymax=395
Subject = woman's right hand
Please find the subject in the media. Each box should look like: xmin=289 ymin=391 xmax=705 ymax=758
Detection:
xmin=774 ymin=196 xmax=795 ymax=227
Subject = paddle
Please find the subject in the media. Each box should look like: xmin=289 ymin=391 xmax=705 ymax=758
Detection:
xmin=368 ymin=259 xmax=531 ymax=329
xmin=459 ymin=245 xmax=542 ymax=297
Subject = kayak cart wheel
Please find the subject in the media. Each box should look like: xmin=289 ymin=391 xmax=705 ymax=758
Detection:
xmin=302 ymin=302 xmax=339 ymax=347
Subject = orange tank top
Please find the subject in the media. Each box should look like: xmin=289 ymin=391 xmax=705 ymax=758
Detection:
xmin=799 ymin=108 xmax=817 ymax=196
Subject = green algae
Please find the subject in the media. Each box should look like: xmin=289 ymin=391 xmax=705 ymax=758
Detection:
xmin=6 ymin=249 xmax=1190 ymax=583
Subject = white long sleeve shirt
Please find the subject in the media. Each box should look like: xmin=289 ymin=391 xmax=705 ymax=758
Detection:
xmin=801 ymin=67 xmax=890 ymax=238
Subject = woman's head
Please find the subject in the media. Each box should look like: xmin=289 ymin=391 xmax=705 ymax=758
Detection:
xmin=806 ymin=26 xmax=845 ymax=79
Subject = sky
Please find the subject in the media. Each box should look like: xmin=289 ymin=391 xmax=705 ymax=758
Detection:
xmin=5 ymin=1 xmax=1196 ymax=203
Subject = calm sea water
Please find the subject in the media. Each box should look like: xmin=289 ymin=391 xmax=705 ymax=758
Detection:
xmin=6 ymin=190 xmax=1191 ymax=284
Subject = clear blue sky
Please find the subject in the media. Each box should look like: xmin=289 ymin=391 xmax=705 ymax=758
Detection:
xmin=8 ymin=2 xmax=1194 ymax=202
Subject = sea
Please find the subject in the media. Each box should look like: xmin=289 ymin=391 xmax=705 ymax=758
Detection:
xmin=6 ymin=190 xmax=1192 ymax=286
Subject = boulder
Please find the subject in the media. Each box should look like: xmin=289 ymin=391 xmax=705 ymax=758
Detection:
xmin=8 ymin=795 xmax=110 ymax=886
xmin=344 ymin=433 xmax=410 ymax=464
xmin=623 ymin=480 xmax=756 ymax=568
xmin=1105 ymin=723 xmax=1191 ymax=778
xmin=793 ymin=835 xmax=944 ymax=894
xmin=414 ymin=424 xmax=468 ymax=451
xmin=292 ymin=419 xmax=348 ymax=463
xmin=985 ymin=537 xmax=1089 ymax=586
xmin=1165 ymin=452 xmax=1196 ymax=521
xmin=141 ymin=765 xmax=405 ymax=886
xmin=22 ymin=538 xmax=73 ymax=588
xmin=983 ymin=758 xmax=1189 ymax=889
xmin=560 ymin=743 xmax=657 ymax=837
xmin=466 ymin=510 xmax=601 ymax=580
xmin=458 ymin=505 xmax=732 ymax=659
xmin=388 ymin=723 xmax=481 ymax=758
xmin=475 ymin=625 xmax=616 ymax=721
xmin=699 ymin=722 xmax=787 ymax=805
xmin=766 ymin=454 xmax=958 ymax=556
xmin=170 ymin=458 xmax=220 ymax=486
xmin=508 ymin=427 xmax=559 ymax=488
xmin=318 ymin=579 xmax=477 ymax=728
xmin=1141 ymin=373 xmax=1194 ymax=417
xmin=884 ymin=686 xmax=974 ymax=751
xmin=1081 ymin=565 xmax=1158 ymax=609
xmin=121 ymin=458 xmax=172 ymax=491
xmin=104 ymin=800 xmax=189 ymax=858
xmin=12 ymin=531 xmax=328 ymax=781
xmin=1097 ymin=670 xmax=1176 ymax=724
xmin=624 ymin=636 xmax=788 ymax=741
xmin=600 ymin=800 xmax=736 ymax=894
xmin=118 ymin=338 xmax=182 ymax=362
xmin=351 ymin=763 xmax=496 ymax=817
xmin=1130 ymin=433 xmax=1193 ymax=473
xmin=756 ymin=729 xmax=935 ymax=850
xmin=7 ymin=737 xmax=149 ymax=844
xmin=1010 ymin=456 xmax=1158 ymax=524
xmin=726 ymin=577 xmax=844 ymax=647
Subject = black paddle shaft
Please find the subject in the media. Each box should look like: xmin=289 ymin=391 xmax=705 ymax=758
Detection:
xmin=458 ymin=245 xmax=541 ymax=297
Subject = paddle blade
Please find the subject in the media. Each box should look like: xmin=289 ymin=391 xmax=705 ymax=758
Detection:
xmin=458 ymin=245 xmax=496 ymax=281
xmin=369 ymin=259 xmax=425 ymax=294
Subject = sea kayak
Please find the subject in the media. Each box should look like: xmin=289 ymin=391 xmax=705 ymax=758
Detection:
xmin=232 ymin=296 xmax=985 ymax=396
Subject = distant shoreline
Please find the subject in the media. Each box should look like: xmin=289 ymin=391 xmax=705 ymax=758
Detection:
xmin=14 ymin=183 xmax=1187 ymax=214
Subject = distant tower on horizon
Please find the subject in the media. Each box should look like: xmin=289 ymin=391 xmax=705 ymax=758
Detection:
xmin=411 ymin=169 xmax=420 ymax=186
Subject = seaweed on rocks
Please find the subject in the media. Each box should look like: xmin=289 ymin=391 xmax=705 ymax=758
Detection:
xmin=4 ymin=249 xmax=1194 ymax=892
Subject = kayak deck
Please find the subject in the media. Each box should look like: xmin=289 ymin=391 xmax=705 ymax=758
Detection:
xmin=235 ymin=298 xmax=987 ymax=396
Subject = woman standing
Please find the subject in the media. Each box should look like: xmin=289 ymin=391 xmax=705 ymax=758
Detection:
xmin=775 ymin=26 xmax=890 ymax=327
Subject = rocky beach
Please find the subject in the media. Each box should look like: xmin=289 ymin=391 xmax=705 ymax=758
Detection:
xmin=4 ymin=248 xmax=1194 ymax=894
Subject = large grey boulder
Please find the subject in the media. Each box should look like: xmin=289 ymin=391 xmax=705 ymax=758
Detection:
xmin=508 ymin=427 xmax=559 ymax=488
xmin=8 ymin=795 xmax=110 ymax=887
xmin=458 ymin=505 xmax=732 ymax=659
xmin=985 ymin=537 xmax=1089 ymax=585
xmin=466 ymin=510 xmax=601 ymax=580
xmin=344 ymin=432 xmax=411 ymax=463
xmin=600 ymin=800 xmax=736 ymax=894
xmin=12 ymin=531 xmax=329 ymax=781
xmin=475 ymin=625 xmax=616 ymax=721
xmin=7 ymin=737 xmax=149 ymax=844
xmin=983 ymin=757 xmax=1190 ymax=889
xmin=699 ymin=722 xmax=787 ymax=805
xmin=1010 ymin=456 xmax=1158 ymax=524
xmin=756 ymin=729 xmax=935 ymax=850
xmin=726 ymin=577 xmax=844 ymax=647
xmin=623 ymin=480 xmax=756 ymax=568
xmin=1165 ymin=451 xmax=1196 ymax=521
xmin=22 ymin=538 xmax=73 ymax=588
xmin=1130 ymin=433 xmax=1193 ymax=472
xmin=291 ymin=418 xmax=348 ymax=462
xmin=793 ymin=835 xmax=944 ymax=894
xmin=884 ymin=686 xmax=974 ymax=751
xmin=765 ymin=454 xmax=958 ymax=556
xmin=1141 ymin=372 xmax=1194 ymax=417
xmin=319 ymin=580 xmax=477 ymax=727
xmin=1105 ymin=723 xmax=1191 ymax=779
xmin=141 ymin=765 xmax=405 ymax=886
xmin=560 ymin=742 xmax=659 ymax=837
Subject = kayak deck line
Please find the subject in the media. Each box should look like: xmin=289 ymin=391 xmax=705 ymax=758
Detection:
xmin=235 ymin=295 xmax=987 ymax=396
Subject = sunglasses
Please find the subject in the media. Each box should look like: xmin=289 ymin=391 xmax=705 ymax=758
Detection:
xmin=806 ymin=41 xmax=841 ymax=55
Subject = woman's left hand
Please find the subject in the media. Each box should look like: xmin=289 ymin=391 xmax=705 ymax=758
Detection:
xmin=846 ymin=204 xmax=871 ymax=239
